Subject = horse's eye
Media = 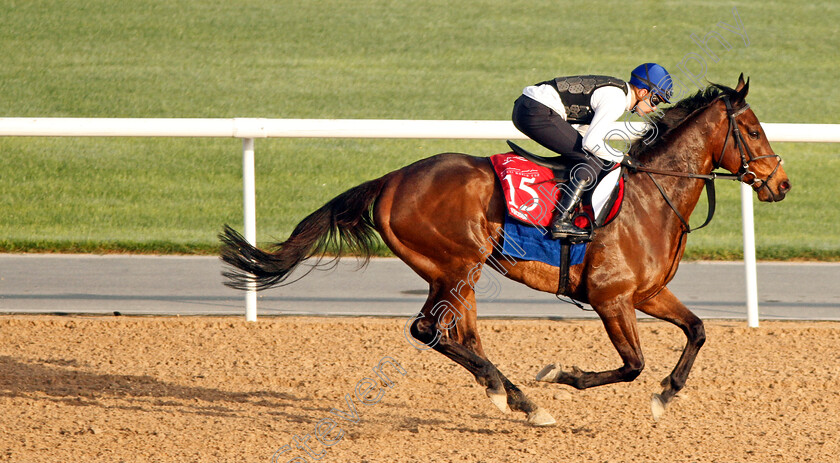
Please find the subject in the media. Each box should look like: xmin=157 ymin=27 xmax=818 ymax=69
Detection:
xmin=749 ymin=131 xmax=760 ymax=139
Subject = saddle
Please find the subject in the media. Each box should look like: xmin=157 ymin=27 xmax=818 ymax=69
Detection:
xmin=493 ymin=142 xmax=625 ymax=231
xmin=491 ymin=143 xmax=627 ymax=298
xmin=506 ymin=141 xmax=568 ymax=180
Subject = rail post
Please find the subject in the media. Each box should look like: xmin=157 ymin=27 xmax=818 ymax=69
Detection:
xmin=741 ymin=182 xmax=759 ymax=327
xmin=242 ymin=138 xmax=258 ymax=321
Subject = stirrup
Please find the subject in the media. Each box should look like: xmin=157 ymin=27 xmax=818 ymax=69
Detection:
xmin=550 ymin=222 xmax=592 ymax=242
xmin=566 ymin=233 xmax=593 ymax=244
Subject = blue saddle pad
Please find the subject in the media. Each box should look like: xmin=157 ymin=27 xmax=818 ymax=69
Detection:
xmin=500 ymin=215 xmax=586 ymax=267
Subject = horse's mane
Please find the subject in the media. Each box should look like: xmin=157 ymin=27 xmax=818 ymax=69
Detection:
xmin=629 ymin=83 xmax=740 ymax=162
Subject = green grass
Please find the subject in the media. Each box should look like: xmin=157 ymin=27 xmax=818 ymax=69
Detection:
xmin=0 ymin=0 xmax=838 ymax=259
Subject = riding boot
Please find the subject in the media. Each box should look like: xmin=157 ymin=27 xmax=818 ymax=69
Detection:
xmin=550 ymin=177 xmax=590 ymax=241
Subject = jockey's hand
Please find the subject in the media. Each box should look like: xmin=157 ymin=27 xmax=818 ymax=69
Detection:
xmin=621 ymin=155 xmax=640 ymax=173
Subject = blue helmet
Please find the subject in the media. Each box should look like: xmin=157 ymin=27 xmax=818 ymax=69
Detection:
xmin=629 ymin=63 xmax=674 ymax=103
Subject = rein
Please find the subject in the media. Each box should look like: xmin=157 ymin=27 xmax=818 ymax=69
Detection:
xmin=645 ymin=173 xmax=718 ymax=233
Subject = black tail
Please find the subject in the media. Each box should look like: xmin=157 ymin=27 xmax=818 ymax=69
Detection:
xmin=219 ymin=176 xmax=388 ymax=291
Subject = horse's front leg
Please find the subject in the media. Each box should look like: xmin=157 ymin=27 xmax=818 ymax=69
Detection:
xmin=634 ymin=287 xmax=705 ymax=420
xmin=536 ymin=298 xmax=646 ymax=389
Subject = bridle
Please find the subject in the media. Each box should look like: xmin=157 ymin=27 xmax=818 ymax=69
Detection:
xmin=717 ymin=96 xmax=783 ymax=196
xmin=632 ymin=94 xmax=782 ymax=233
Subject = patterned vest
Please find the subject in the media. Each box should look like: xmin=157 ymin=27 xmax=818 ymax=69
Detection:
xmin=537 ymin=75 xmax=628 ymax=124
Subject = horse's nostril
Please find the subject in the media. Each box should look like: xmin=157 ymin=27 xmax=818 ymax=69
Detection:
xmin=779 ymin=181 xmax=791 ymax=193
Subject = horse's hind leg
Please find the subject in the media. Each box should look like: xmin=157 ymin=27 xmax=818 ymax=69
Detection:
xmin=410 ymin=278 xmax=555 ymax=426
xmin=635 ymin=288 xmax=705 ymax=420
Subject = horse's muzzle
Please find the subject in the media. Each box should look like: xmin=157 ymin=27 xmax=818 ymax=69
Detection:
xmin=757 ymin=178 xmax=790 ymax=202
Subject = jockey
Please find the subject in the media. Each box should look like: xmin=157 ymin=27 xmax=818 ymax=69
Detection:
xmin=512 ymin=63 xmax=674 ymax=240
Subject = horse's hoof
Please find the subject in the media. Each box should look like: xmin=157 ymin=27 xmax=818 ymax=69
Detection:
xmin=650 ymin=393 xmax=667 ymax=421
xmin=487 ymin=390 xmax=511 ymax=414
xmin=527 ymin=408 xmax=557 ymax=427
xmin=535 ymin=364 xmax=561 ymax=382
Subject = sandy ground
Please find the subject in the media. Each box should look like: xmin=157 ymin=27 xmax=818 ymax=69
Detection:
xmin=1 ymin=315 xmax=839 ymax=463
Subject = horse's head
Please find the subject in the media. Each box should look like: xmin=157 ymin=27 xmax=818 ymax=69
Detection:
xmin=713 ymin=74 xmax=791 ymax=202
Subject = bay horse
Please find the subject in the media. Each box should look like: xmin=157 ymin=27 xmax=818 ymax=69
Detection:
xmin=220 ymin=75 xmax=790 ymax=426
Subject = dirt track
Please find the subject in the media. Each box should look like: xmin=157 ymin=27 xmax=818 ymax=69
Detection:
xmin=1 ymin=315 xmax=839 ymax=462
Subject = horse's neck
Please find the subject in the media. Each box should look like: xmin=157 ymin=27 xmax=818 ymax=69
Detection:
xmin=637 ymin=109 xmax=723 ymax=224
xmin=646 ymin=111 xmax=718 ymax=175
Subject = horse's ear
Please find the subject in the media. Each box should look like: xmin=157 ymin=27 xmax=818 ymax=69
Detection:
xmin=735 ymin=73 xmax=746 ymax=90
xmin=735 ymin=74 xmax=750 ymax=101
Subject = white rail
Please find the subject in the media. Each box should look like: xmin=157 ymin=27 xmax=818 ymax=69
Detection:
xmin=2 ymin=117 xmax=837 ymax=324
xmin=3 ymin=118 xmax=840 ymax=142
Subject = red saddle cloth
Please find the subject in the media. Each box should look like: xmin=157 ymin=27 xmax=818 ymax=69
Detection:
xmin=490 ymin=152 xmax=624 ymax=229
